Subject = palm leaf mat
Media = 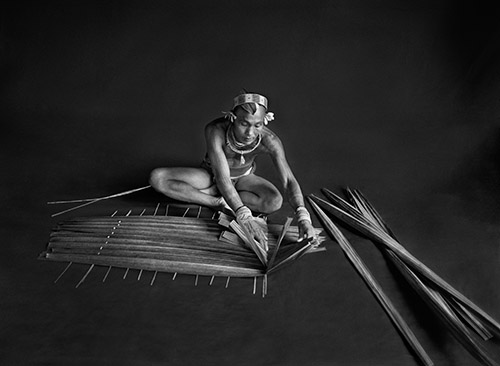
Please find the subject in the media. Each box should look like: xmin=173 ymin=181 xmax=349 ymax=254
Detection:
xmin=40 ymin=202 xmax=325 ymax=296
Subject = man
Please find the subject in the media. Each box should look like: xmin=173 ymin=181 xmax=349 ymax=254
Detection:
xmin=150 ymin=92 xmax=316 ymax=248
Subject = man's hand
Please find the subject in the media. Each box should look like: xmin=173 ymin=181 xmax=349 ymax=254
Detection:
xmin=296 ymin=206 xmax=318 ymax=245
xmin=236 ymin=206 xmax=268 ymax=250
xmin=298 ymin=219 xmax=317 ymax=245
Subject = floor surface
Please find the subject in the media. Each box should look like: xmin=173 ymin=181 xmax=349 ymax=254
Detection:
xmin=2 ymin=1 xmax=500 ymax=365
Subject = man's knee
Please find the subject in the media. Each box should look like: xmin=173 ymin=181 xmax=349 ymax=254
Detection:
xmin=260 ymin=192 xmax=283 ymax=214
xmin=150 ymin=168 xmax=169 ymax=190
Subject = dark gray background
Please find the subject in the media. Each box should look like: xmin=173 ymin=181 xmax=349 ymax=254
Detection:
xmin=2 ymin=1 xmax=500 ymax=365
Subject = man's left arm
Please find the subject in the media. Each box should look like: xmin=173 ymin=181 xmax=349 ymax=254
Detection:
xmin=268 ymin=135 xmax=317 ymax=244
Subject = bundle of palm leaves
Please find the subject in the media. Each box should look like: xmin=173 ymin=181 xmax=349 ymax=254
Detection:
xmin=308 ymin=188 xmax=500 ymax=366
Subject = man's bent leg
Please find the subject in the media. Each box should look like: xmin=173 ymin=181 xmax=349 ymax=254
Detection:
xmin=150 ymin=167 xmax=223 ymax=208
xmin=234 ymin=174 xmax=283 ymax=214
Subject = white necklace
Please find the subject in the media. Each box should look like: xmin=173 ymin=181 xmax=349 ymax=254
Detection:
xmin=225 ymin=125 xmax=261 ymax=164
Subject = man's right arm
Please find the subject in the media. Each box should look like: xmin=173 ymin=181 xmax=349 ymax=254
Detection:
xmin=204 ymin=123 xmax=244 ymax=211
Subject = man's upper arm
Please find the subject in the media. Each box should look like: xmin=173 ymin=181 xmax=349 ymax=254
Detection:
xmin=268 ymin=134 xmax=295 ymax=187
xmin=205 ymin=122 xmax=244 ymax=209
xmin=205 ymin=124 xmax=231 ymax=182
xmin=205 ymin=123 xmax=221 ymax=157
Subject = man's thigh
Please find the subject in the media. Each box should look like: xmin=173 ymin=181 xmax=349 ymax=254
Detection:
xmin=158 ymin=167 xmax=214 ymax=190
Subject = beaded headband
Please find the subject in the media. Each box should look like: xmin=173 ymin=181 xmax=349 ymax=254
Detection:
xmin=222 ymin=93 xmax=275 ymax=125
xmin=233 ymin=93 xmax=268 ymax=109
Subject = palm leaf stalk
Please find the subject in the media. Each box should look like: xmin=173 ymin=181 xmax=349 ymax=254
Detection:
xmin=308 ymin=192 xmax=500 ymax=335
xmin=311 ymin=188 xmax=500 ymax=365
xmin=343 ymin=188 xmax=493 ymax=341
xmin=308 ymin=199 xmax=434 ymax=366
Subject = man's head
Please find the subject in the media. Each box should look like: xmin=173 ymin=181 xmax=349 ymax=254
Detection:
xmin=223 ymin=92 xmax=275 ymax=144
xmin=232 ymin=103 xmax=267 ymax=144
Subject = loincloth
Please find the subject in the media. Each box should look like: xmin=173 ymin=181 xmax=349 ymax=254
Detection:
xmin=201 ymin=157 xmax=256 ymax=184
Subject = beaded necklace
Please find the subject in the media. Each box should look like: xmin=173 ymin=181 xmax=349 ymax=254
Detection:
xmin=225 ymin=124 xmax=262 ymax=165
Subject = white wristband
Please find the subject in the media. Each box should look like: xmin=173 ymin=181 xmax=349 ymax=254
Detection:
xmin=295 ymin=206 xmax=311 ymax=223
xmin=236 ymin=206 xmax=252 ymax=222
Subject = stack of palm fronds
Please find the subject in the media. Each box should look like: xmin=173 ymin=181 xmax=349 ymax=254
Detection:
xmin=308 ymin=188 xmax=500 ymax=366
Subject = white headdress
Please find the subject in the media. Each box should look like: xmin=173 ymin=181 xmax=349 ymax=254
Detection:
xmin=222 ymin=93 xmax=275 ymax=125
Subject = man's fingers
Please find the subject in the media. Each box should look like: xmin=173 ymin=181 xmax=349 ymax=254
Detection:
xmin=256 ymin=234 xmax=268 ymax=251
xmin=298 ymin=223 xmax=310 ymax=241
xmin=297 ymin=229 xmax=303 ymax=241
xmin=249 ymin=223 xmax=268 ymax=249
xmin=297 ymin=223 xmax=317 ymax=244
xmin=240 ymin=218 xmax=269 ymax=250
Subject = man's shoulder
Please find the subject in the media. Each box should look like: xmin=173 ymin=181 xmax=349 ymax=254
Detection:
xmin=261 ymin=127 xmax=284 ymax=153
xmin=262 ymin=127 xmax=282 ymax=144
xmin=206 ymin=117 xmax=228 ymax=131
xmin=205 ymin=117 xmax=228 ymax=142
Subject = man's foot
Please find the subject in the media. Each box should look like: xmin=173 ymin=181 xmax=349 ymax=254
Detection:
xmin=214 ymin=196 xmax=235 ymax=216
xmin=255 ymin=213 xmax=268 ymax=223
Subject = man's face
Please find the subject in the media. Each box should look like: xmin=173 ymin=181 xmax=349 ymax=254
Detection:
xmin=233 ymin=105 xmax=266 ymax=144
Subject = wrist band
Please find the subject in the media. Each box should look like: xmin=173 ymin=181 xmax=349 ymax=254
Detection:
xmin=236 ymin=205 xmax=252 ymax=221
xmin=235 ymin=205 xmax=246 ymax=213
xmin=295 ymin=206 xmax=311 ymax=223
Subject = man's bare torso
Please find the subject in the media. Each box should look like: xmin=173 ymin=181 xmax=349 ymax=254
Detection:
xmin=205 ymin=117 xmax=281 ymax=177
